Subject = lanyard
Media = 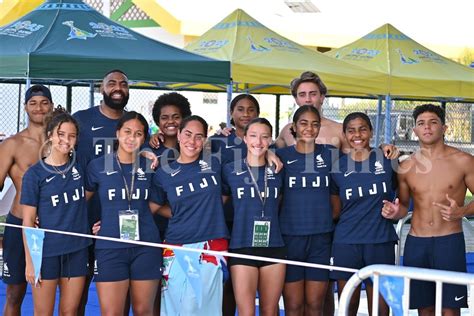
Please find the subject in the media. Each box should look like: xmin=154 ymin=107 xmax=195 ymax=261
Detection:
xmin=115 ymin=154 xmax=136 ymax=210
xmin=245 ymin=160 xmax=268 ymax=218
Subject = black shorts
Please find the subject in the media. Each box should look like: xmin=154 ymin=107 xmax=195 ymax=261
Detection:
xmin=2 ymin=213 xmax=26 ymax=284
xmin=403 ymin=232 xmax=467 ymax=309
xmin=228 ymin=246 xmax=286 ymax=268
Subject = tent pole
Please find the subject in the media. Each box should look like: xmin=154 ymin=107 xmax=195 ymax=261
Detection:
xmin=384 ymin=95 xmax=392 ymax=143
xmin=66 ymin=85 xmax=72 ymax=113
xmin=374 ymin=96 xmax=383 ymax=147
xmin=89 ymin=81 xmax=95 ymax=108
xmin=17 ymin=84 xmax=22 ymax=133
xmin=275 ymin=94 xmax=280 ymax=139
xmin=226 ymin=81 xmax=233 ymax=126
xmin=24 ymin=78 xmax=31 ymax=129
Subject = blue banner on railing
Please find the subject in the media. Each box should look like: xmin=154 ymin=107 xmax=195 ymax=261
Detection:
xmin=375 ymin=275 xmax=405 ymax=316
xmin=24 ymin=227 xmax=45 ymax=285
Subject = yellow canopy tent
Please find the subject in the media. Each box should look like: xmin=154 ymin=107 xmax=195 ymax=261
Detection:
xmin=169 ymin=9 xmax=387 ymax=96
xmin=326 ymin=23 xmax=474 ymax=143
xmin=325 ymin=23 xmax=474 ymax=101
xmin=0 ymin=0 xmax=43 ymax=26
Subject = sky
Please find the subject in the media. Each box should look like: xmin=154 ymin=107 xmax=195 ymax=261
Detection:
xmin=156 ymin=0 xmax=474 ymax=58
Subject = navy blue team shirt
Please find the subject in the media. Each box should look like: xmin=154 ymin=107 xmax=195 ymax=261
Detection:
xmin=149 ymin=144 xmax=179 ymax=237
xmin=209 ymin=129 xmax=247 ymax=166
xmin=73 ymin=106 xmax=120 ymax=170
xmin=151 ymin=157 xmax=229 ymax=244
xmin=21 ymin=160 xmax=91 ymax=257
xmin=330 ymin=149 xmax=398 ymax=244
xmin=73 ymin=106 xmax=120 ymax=225
xmin=151 ymin=144 xmax=179 ymax=167
xmin=222 ymin=160 xmax=284 ymax=249
xmin=277 ymin=144 xmax=336 ymax=235
xmin=85 ymin=154 xmax=160 ymax=249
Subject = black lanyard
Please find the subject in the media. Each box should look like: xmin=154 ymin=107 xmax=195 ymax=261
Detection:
xmin=115 ymin=154 xmax=136 ymax=210
xmin=245 ymin=160 xmax=268 ymax=218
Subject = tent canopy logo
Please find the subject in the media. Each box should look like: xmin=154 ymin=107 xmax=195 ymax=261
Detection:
xmin=263 ymin=37 xmax=301 ymax=53
xmin=248 ymin=35 xmax=270 ymax=52
xmin=335 ymin=48 xmax=380 ymax=61
xmin=89 ymin=22 xmax=137 ymax=40
xmin=194 ymin=39 xmax=230 ymax=53
xmin=62 ymin=21 xmax=96 ymax=40
xmin=395 ymin=48 xmax=419 ymax=64
xmin=0 ymin=20 xmax=44 ymax=38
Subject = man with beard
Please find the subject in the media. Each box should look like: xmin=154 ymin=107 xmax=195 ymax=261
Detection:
xmin=0 ymin=85 xmax=53 ymax=315
xmin=73 ymin=69 xmax=129 ymax=315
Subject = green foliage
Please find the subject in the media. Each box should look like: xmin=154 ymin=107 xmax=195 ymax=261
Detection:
xmin=457 ymin=48 xmax=474 ymax=66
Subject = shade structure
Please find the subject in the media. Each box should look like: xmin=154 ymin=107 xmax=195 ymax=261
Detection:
xmin=180 ymin=9 xmax=387 ymax=96
xmin=0 ymin=0 xmax=43 ymax=26
xmin=325 ymin=23 xmax=474 ymax=101
xmin=0 ymin=0 xmax=230 ymax=84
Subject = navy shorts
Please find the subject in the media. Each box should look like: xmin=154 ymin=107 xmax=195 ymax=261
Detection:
xmin=94 ymin=246 xmax=162 ymax=282
xmin=41 ymin=248 xmax=89 ymax=280
xmin=403 ymin=232 xmax=467 ymax=309
xmin=284 ymin=233 xmax=332 ymax=282
xmin=2 ymin=213 xmax=26 ymax=284
xmin=330 ymin=241 xmax=395 ymax=281
xmin=228 ymin=247 xmax=287 ymax=268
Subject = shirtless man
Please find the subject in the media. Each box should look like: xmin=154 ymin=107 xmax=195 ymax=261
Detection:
xmin=275 ymin=71 xmax=347 ymax=150
xmin=0 ymin=85 xmax=53 ymax=315
xmin=382 ymin=104 xmax=474 ymax=316
xmin=276 ymin=71 xmax=398 ymax=157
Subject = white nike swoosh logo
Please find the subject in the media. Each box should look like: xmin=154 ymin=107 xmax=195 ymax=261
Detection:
xmin=455 ymin=296 xmax=465 ymax=301
xmin=46 ymin=176 xmax=56 ymax=183
xmin=344 ymin=170 xmax=355 ymax=177
xmin=236 ymin=171 xmax=247 ymax=176
xmin=106 ymin=171 xmax=118 ymax=176
xmin=171 ymin=169 xmax=181 ymax=177
xmin=225 ymin=145 xmax=236 ymax=149
xmin=287 ymin=160 xmax=298 ymax=164
xmin=91 ymin=126 xmax=104 ymax=131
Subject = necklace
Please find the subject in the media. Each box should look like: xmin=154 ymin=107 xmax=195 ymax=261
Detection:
xmin=48 ymin=156 xmax=71 ymax=179
xmin=52 ymin=164 xmax=68 ymax=178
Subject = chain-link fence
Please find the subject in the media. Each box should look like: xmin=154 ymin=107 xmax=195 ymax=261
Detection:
xmin=1 ymin=83 xmax=473 ymax=155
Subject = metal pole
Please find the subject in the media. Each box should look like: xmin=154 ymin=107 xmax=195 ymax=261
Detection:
xmin=226 ymin=81 xmax=233 ymax=126
xmin=374 ymin=96 xmax=383 ymax=147
xmin=338 ymin=273 xmax=363 ymax=316
xmin=384 ymin=95 xmax=392 ymax=144
xmin=372 ymin=273 xmax=380 ymax=316
xmin=275 ymin=94 xmax=280 ymax=139
xmin=66 ymin=85 xmax=72 ymax=113
xmin=435 ymin=281 xmax=443 ymax=315
xmin=395 ymin=213 xmax=412 ymax=265
xmin=24 ymin=78 xmax=31 ymax=129
xmin=440 ymin=101 xmax=446 ymax=111
xmin=469 ymin=284 xmax=474 ymax=316
xmin=89 ymin=81 xmax=95 ymax=108
xmin=402 ymin=277 xmax=410 ymax=316
xmin=17 ymin=84 xmax=22 ymax=133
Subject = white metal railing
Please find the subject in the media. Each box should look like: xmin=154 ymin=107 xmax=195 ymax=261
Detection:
xmin=337 ymin=264 xmax=474 ymax=316
xmin=394 ymin=213 xmax=412 ymax=265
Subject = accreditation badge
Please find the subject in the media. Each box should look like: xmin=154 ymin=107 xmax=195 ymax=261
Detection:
xmin=252 ymin=217 xmax=271 ymax=247
xmin=118 ymin=209 xmax=140 ymax=241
